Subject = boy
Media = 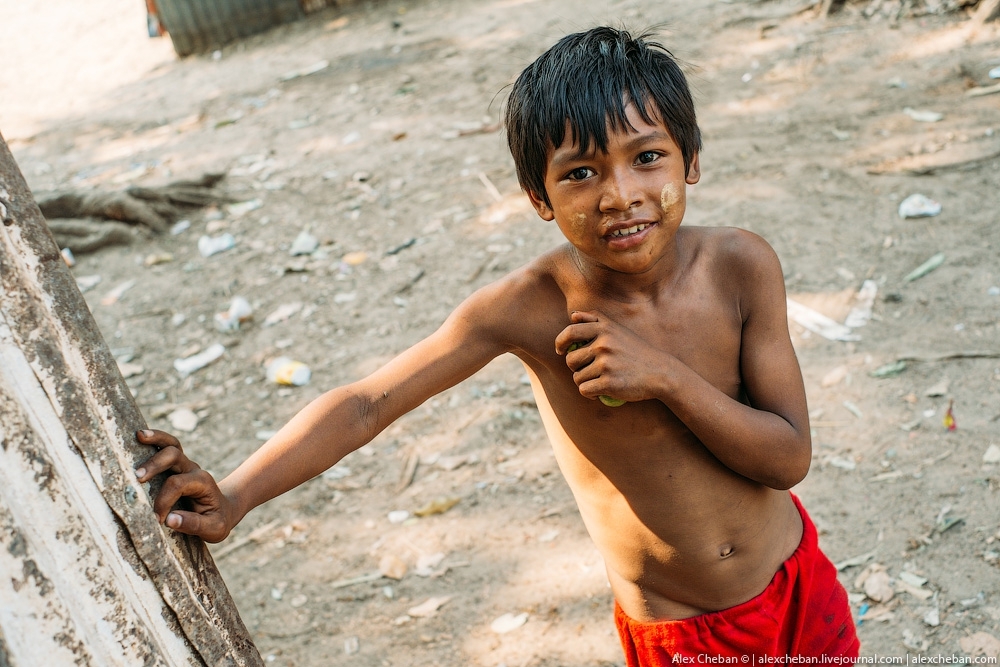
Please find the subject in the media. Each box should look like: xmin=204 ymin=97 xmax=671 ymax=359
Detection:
xmin=137 ymin=27 xmax=860 ymax=663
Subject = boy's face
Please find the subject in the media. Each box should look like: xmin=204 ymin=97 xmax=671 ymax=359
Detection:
xmin=527 ymin=104 xmax=700 ymax=276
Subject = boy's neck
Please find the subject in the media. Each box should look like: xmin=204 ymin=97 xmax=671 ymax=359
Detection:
xmin=568 ymin=238 xmax=685 ymax=304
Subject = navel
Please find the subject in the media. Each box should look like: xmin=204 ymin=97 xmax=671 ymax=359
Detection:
xmin=660 ymin=182 xmax=679 ymax=214
xmin=719 ymin=544 xmax=735 ymax=559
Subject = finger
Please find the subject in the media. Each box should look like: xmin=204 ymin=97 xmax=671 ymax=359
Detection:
xmin=572 ymin=358 xmax=604 ymax=386
xmin=152 ymin=470 xmax=217 ymax=522
xmin=554 ymin=322 xmax=601 ymax=355
xmin=565 ymin=344 xmax=597 ymax=373
xmin=136 ymin=429 xmax=183 ymax=451
xmin=576 ymin=377 xmax=613 ymax=401
xmin=569 ymin=310 xmax=600 ymax=324
xmin=135 ymin=446 xmax=199 ymax=482
xmin=164 ymin=510 xmax=229 ymax=543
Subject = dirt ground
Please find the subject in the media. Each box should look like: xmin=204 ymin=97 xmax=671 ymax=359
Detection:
xmin=3 ymin=0 xmax=1000 ymax=664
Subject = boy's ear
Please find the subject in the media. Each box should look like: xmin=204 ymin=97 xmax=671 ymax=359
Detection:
xmin=526 ymin=189 xmax=555 ymax=221
xmin=685 ymin=153 xmax=701 ymax=185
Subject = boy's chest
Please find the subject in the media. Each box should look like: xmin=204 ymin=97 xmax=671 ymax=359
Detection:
xmin=590 ymin=295 xmax=742 ymax=381
xmin=523 ymin=280 xmax=745 ymax=395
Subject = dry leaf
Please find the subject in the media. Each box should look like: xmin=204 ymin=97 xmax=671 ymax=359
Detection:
xmin=379 ymin=554 xmax=408 ymax=580
xmin=407 ymin=596 xmax=451 ymax=618
xmin=414 ymin=496 xmax=461 ymax=517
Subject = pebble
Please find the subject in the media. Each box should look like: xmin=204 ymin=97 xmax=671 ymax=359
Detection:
xmin=168 ymin=408 xmax=199 ymax=432
xmin=198 ymin=233 xmax=236 ymax=257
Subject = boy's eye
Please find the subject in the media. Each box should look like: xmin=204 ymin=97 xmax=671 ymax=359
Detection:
xmin=566 ymin=167 xmax=594 ymax=181
xmin=636 ymin=151 xmax=660 ymax=165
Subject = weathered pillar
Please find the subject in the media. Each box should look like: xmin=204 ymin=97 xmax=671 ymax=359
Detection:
xmin=0 ymin=131 xmax=263 ymax=666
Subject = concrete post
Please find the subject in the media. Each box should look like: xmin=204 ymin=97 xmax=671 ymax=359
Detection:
xmin=0 ymin=131 xmax=262 ymax=667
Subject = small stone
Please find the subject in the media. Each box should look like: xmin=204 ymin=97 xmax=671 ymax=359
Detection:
xmin=983 ymin=444 xmax=1000 ymax=465
xmin=168 ymin=408 xmax=199 ymax=432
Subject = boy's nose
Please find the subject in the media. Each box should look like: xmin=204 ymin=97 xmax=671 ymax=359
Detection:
xmin=599 ymin=168 xmax=642 ymax=213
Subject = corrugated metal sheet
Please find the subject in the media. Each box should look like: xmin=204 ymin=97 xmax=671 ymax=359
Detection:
xmin=154 ymin=0 xmax=305 ymax=56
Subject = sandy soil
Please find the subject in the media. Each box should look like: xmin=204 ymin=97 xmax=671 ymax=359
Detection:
xmin=3 ymin=0 xmax=1000 ymax=664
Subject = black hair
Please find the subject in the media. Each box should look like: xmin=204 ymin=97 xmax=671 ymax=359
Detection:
xmin=504 ymin=26 xmax=702 ymax=207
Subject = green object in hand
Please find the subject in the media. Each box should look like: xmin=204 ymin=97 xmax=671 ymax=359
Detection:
xmin=566 ymin=342 xmax=627 ymax=407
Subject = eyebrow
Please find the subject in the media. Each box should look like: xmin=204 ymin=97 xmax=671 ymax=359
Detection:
xmin=549 ymin=130 xmax=674 ymax=169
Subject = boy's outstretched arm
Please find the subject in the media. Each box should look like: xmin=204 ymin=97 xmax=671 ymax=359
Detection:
xmin=137 ymin=284 xmax=512 ymax=542
xmin=557 ymin=231 xmax=811 ymax=490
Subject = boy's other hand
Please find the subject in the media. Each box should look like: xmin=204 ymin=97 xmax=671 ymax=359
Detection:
xmin=135 ymin=429 xmax=236 ymax=543
xmin=555 ymin=311 xmax=663 ymax=404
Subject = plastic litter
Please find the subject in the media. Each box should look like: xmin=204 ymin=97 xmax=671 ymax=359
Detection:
xmin=903 ymin=253 xmax=945 ymax=283
xmin=903 ymin=107 xmax=943 ymax=123
xmin=898 ymin=571 xmax=928 ymax=587
xmin=786 ymin=299 xmax=860 ymax=342
xmin=943 ymin=399 xmax=957 ymax=431
xmin=387 ymin=510 xmax=410 ymax=524
xmin=266 ymin=357 xmax=311 ymax=386
xmin=870 ymin=361 xmax=907 ymax=378
xmin=490 ymin=612 xmax=529 ymax=634
xmin=898 ymin=194 xmax=942 ymax=219
xmin=214 ymin=296 xmax=253 ymax=331
xmin=990 ymin=66 xmax=1000 ymax=80
xmin=61 ymin=247 xmax=76 ymax=267
xmin=923 ymin=605 xmax=940 ymax=627
xmin=173 ymin=343 xmax=225 ymax=376
xmin=198 ymin=233 xmax=236 ymax=257
xmin=844 ymin=280 xmax=878 ymax=328
xmin=170 ymin=219 xmax=191 ymax=235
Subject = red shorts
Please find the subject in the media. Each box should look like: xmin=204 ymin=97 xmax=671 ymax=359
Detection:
xmin=615 ymin=494 xmax=859 ymax=664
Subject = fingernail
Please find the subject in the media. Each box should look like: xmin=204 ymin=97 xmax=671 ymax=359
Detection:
xmin=140 ymin=429 xmax=153 ymax=438
xmin=166 ymin=513 xmax=182 ymax=529
xmin=135 ymin=468 xmax=146 ymax=480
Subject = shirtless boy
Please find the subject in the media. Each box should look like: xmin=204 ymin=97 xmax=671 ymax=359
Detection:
xmin=137 ymin=27 xmax=860 ymax=662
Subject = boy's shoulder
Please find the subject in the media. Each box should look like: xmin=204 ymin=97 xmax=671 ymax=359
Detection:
xmin=681 ymin=225 xmax=774 ymax=256
xmin=681 ymin=225 xmax=783 ymax=277
xmin=453 ymin=244 xmax=574 ymax=332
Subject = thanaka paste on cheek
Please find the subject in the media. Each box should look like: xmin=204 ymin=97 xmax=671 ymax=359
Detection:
xmin=572 ymin=212 xmax=588 ymax=235
xmin=660 ymin=182 xmax=680 ymax=214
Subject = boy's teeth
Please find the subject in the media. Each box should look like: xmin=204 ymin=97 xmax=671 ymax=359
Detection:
xmin=611 ymin=224 xmax=648 ymax=237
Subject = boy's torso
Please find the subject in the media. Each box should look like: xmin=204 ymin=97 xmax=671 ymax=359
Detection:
xmin=493 ymin=226 xmax=803 ymax=622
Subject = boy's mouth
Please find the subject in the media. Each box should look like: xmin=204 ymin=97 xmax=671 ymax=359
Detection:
xmin=608 ymin=223 xmax=649 ymax=238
